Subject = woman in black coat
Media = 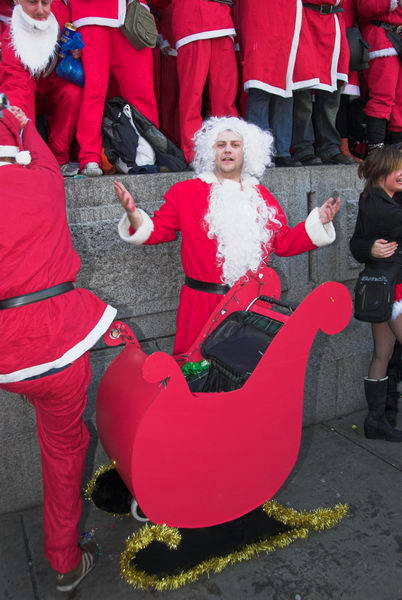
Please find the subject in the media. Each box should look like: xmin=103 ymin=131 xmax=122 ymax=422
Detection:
xmin=350 ymin=145 xmax=402 ymax=441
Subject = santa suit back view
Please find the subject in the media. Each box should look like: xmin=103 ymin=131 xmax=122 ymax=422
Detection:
xmin=153 ymin=0 xmax=238 ymax=163
xmin=237 ymin=0 xmax=320 ymax=166
xmin=69 ymin=0 xmax=159 ymax=176
xmin=291 ymin=0 xmax=354 ymax=166
xmin=356 ymin=0 xmax=402 ymax=149
xmin=0 ymin=109 xmax=116 ymax=578
xmin=0 ymin=0 xmax=82 ymax=172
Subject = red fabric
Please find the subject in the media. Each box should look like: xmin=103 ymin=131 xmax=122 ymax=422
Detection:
xmin=168 ymin=0 xmax=235 ymax=48
xmin=177 ymin=37 xmax=238 ymax=163
xmin=363 ymin=54 xmax=402 ymax=129
xmin=357 ymin=0 xmax=402 ymax=53
xmin=238 ymin=0 xmax=319 ymax=96
xmin=0 ymin=120 xmax=108 ymax=374
xmin=0 ymin=107 xmax=20 ymax=146
xmin=342 ymin=0 xmax=361 ymax=95
xmin=0 ymin=353 xmax=91 ymax=573
xmin=395 ymin=283 xmax=402 ymax=301
xmin=295 ymin=0 xmax=350 ymax=89
xmin=143 ymin=179 xmax=316 ymax=353
xmin=76 ymin=24 xmax=158 ymax=168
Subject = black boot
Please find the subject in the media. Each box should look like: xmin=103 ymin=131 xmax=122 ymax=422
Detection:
xmin=364 ymin=377 xmax=402 ymax=441
xmin=365 ymin=116 xmax=387 ymax=154
xmin=385 ymin=342 xmax=401 ymax=427
xmin=386 ymin=130 xmax=402 ymax=147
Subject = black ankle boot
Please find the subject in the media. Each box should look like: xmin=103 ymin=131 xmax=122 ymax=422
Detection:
xmin=364 ymin=377 xmax=402 ymax=442
xmin=365 ymin=115 xmax=387 ymax=148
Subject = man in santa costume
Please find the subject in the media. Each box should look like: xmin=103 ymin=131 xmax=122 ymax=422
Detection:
xmin=0 ymin=0 xmax=82 ymax=176
xmin=115 ymin=116 xmax=340 ymax=354
xmin=237 ymin=0 xmax=320 ymax=168
xmin=0 ymin=103 xmax=116 ymax=591
xmin=357 ymin=0 xmax=402 ymax=151
xmin=152 ymin=0 xmax=238 ymax=164
xmin=292 ymin=0 xmax=355 ymax=166
xmin=69 ymin=0 xmax=159 ymax=176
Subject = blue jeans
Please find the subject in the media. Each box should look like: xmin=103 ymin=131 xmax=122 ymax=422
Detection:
xmin=292 ymin=88 xmax=341 ymax=160
xmin=246 ymin=88 xmax=293 ymax=158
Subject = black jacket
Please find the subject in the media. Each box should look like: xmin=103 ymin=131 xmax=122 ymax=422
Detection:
xmin=349 ymin=187 xmax=402 ymax=281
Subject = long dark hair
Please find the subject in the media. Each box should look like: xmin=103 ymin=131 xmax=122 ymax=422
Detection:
xmin=358 ymin=145 xmax=402 ymax=197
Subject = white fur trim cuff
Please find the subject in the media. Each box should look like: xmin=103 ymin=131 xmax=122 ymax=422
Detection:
xmin=0 ymin=145 xmax=18 ymax=157
xmin=118 ymin=209 xmax=154 ymax=245
xmin=392 ymin=299 xmax=402 ymax=320
xmin=305 ymin=207 xmax=336 ymax=247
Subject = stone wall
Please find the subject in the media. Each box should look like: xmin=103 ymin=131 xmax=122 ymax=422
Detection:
xmin=0 ymin=165 xmax=370 ymax=514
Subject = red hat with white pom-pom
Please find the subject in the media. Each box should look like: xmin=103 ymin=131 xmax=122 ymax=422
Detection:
xmin=0 ymin=109 xmax=31 ymax=165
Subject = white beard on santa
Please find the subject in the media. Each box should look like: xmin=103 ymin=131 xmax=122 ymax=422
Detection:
xmin=10 ymin=4 xmax=59 ymax=77
xmin=204 ymin=179 xmax=279 ymax=287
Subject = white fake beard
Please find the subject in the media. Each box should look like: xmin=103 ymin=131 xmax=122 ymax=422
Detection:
xmin=10 ymin=5 xmax=59 ymax=76
xmin=205 ymin=181 xmax=278 ymax=287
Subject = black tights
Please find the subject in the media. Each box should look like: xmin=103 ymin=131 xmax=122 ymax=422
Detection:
xmin=368 ymin=318 xmax=402 ymax=379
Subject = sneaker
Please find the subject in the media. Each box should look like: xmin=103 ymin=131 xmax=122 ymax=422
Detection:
xmin=56 ymin=541 xmax=99 ymax=592
xmin=81 ymin=162 xmax=103 ymax=177
xmin=321 ymin=153 xmax=355 ymax=165
xmin=274 ymin=156 xmax=303 ymax=167
xmin=60 ymin=163 xmax=79 ymax=177
xmin=299 ymin=155 xmax=323 ymax=166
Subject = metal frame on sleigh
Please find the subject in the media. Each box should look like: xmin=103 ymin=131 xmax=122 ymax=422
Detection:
xmin=95 ymin=266 xmax=352 ymax=529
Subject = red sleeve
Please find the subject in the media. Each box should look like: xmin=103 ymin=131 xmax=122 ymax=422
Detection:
xmin=22 ymin=120 xmax=61 ymax=176
xmin=260 ymin=188 xmax=316 ymax=257
xmin=129 ymin=184 xmax=181 ymax=244
xmin=0 ymin=29 xmax=36 ymax=120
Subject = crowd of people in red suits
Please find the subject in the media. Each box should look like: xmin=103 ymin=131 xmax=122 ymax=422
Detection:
xmin=0 ymin=0 xmax=401 ymax=175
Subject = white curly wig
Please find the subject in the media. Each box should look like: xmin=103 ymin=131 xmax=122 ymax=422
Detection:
xmin=192 ymin=116 xmax=274 ymax=180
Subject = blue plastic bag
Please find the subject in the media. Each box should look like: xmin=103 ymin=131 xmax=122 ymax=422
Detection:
xmin=56 ymin=29 xmax=85 ymax=87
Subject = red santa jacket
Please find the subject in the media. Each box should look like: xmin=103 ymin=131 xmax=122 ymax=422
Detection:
xmin=71 ymin=0 xmax=149 ymax=29
xmin=0 ymin=1 xmax=71 ymax=118
xmin=0 ymin=121 xmax=116 ymax=382
xmin=357 ymin=0 xmax=402 ymax=59
xmin=342 ymin=0 xmax=360 ymax=95
xmin=296 ymin=0 xmax=350 ymax=91
xmin=238 ymin=0 xmax=320 ymax=98
xmin=165 ymin=0 xmax=236 ymax=50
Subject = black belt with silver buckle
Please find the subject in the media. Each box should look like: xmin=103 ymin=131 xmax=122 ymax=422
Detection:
xmin=372 ymin=21 xmax=402 ymax=35
xmin=0 ymin=282 xmax=75 ymax=310
xmin=185 ymin=275 xmax=230 ymax=295
xmin=303 ymin=3 xmax=344 ymax=14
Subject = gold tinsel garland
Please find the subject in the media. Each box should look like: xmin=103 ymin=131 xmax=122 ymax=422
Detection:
xmin=120 ymin=501 xmax=349 ymax=591
xmin=84 ymin=462 xmax=131 ymax=519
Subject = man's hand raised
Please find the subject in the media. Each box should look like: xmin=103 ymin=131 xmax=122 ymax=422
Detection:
xmin=113 ymin=180 xmax=143 ymax=231
xmin=319 ymin=194 xmax=341 ymax=225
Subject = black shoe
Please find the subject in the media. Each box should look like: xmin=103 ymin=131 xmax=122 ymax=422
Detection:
xmin=364 ymin=415 xmax=402 ymax=441
xmin=299 ymin=155 xmax=323 ymax=166
xmin=274 ymin=156 xmax=303 ymax=167
xmin=322 ymin=153 xmax=355 ymax=165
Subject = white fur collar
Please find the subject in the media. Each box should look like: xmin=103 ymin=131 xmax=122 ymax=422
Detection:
xmin=197 ymin=172 xmax=260 ymax=188
xmin=10 ymin=5 xmax=59 ymax=76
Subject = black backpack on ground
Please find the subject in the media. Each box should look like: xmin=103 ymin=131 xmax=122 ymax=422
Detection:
xmin=102 ymin=97 xmax=188 ymax=173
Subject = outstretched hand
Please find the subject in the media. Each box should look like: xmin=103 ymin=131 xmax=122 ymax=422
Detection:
xmin=8 ymin=106 xmax=29 ymax=128
xmin=113 ymin=180 xmax=136 ymax=213
xmin=319 ymin=195 xmax=341 ymax=224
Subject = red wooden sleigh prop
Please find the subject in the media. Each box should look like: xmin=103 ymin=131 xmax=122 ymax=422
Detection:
xmin=96 ymin=266 xmax=352 ymax=529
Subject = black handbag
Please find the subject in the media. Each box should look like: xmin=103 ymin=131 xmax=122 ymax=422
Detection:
xmin=346 ymin=26 xmax=370 ymax=71
xmin=354 ymin=262 xmax=399 ymax=323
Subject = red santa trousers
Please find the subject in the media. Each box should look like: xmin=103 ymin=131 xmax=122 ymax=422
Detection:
xmin=77 ymin=25 xmax=159 ymax=168
xmin=363 ymin=55 xmax=402 ymax=132
xmin=177 ymin=37 xmax=238 ymax=163
xmin=0 ymin=353 xmax=91 ymax=574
